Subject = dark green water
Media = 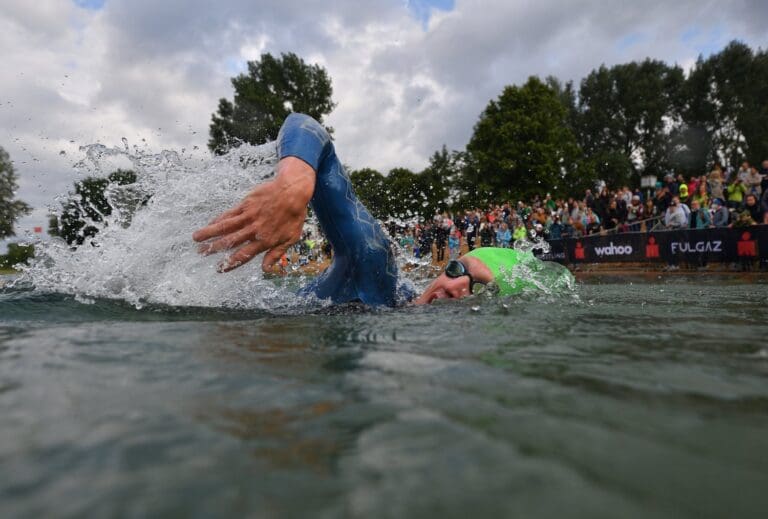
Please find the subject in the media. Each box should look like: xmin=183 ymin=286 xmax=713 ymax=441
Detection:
xmin=1 ymin=277 xmax=767 ymax=518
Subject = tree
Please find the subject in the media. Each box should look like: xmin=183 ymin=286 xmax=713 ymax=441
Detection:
xmin=53 ymin=169 xmax=139 ymax=246
xmin=0 ymin=243 xmax=34 ymax=269
xmin=209 ymin=52 xmax=336 ymax=154
xmin=577 ymin=59 xmax=685 ymax=183
xmin=350 ymin=168 xmax=389 ymax=219
xmin=384 ymin=167 xmax=425 ymax=219
xmin=0 ymin=146 xmax=32 ymax=239
xmin=466 ymin=76 xmax=586 ymax=203
xmin=676 ymin=41 xmax=768 ymax=171
xmin=419 ymin=146 xmax=457 ymax=215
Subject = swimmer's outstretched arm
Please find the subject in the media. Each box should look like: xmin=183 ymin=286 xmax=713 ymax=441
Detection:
xmin=192 ymin=156 xmax=316 ymax=272
xmin=194 ymin=113 xmax=401 ymax=305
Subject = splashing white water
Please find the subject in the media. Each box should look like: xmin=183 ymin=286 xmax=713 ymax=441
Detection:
xmin=20 ymin=141 xmax=312 ymax=310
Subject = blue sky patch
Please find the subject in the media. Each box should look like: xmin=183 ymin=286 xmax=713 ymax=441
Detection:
xmin=680 ymin=24 xmax=727 ymax=58
xmin=616 ymin=32 xmax=647 ymax=52
xmin=405 ymin=0 xmax=455 ymax=29
xmin=225 ymin=57 xmax=247 ymax=76
xmin=73 ymin=0 xmax=106 ymax=10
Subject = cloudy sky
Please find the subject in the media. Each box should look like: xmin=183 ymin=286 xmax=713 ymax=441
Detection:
xmin=2 ymin=0 xmax=768 ymax=244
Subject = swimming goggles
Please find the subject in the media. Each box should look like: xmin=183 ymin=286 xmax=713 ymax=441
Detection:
xmin=444 ymin=259 xmax=486 ymax=295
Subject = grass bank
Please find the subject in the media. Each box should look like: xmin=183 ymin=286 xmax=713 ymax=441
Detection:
xmin=0 ymin=268 xmax=18 ymax=275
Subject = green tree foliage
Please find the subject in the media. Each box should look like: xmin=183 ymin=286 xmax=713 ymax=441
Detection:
xmin=0 ymin=146 xmax=32 ymax=239
xmin=350 ymin=168 xmax=389 ymax=219
xmin=209 ymin=52 xmax=336 ymax=154
xmin=466 ymin=76 xmax=586 ymax=204
xmin=52 ymin=169 xmax=139 ymax=246
xmin=577 ymin=59 xmax=685 ymax=183
xmin=385 ymin=168 xmax=425 ymax=219
xmin=674 ymin=41 xmax=768 ymax=172
xmin=350 ymin=152 xmax=461 ymax=221
xmin=419 ymin=146 xmax=456 ymax=214
xmin=0 ymin=243 xmax=34 ymax=269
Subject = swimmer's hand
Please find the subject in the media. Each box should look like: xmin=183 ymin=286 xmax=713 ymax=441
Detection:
xmin=192 ymin=157 xmax=316 ymax=273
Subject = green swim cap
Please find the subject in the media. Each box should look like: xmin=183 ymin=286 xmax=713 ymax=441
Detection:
xmin=464 ymin=247 xmax=535 ymax=296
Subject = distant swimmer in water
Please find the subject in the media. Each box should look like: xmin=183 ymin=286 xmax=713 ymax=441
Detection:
xmin=193 ymin=113 xmax=566 ymax=306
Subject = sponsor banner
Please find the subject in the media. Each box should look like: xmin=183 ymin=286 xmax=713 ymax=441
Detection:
xmin=538 ymin=225 xmax=768 ymax=264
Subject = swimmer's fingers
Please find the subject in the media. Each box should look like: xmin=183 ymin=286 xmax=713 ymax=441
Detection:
xmin=193 ymin=213 xmax=250 ymax=243
xmin=208 ymin=205 xmax=243 ymax=226
xmin=261 ymin=242 xmax=292 ymax=273
xmin=218 ymin=240 xmax=269 ymax=273
xmin=199 ymin=225 xmax=256 ymax=255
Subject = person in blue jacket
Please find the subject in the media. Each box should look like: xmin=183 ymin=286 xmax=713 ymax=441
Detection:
xmin=193 ymin=113 xmax=571 ymax=306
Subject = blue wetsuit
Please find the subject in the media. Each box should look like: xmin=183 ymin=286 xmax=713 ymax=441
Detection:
xmin=277 ymin=113 xmax=407 ymax=306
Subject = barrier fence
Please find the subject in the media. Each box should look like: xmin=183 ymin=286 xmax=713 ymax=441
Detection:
xmin=536 ymin=225 xmax=768 ymax=265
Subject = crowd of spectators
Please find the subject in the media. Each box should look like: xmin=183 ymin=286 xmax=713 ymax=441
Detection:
xmin=393 ymin=159 xmax=768 ymax=260
xmin=282 ymin=160 xmax=768 ymax=266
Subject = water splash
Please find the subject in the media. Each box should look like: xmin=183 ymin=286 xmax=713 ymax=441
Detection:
xmin=19 ymin=141 xmax=311 ymax=310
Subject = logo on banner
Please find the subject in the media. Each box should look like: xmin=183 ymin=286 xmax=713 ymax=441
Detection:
xmin=670 ymin=240 xmax=723 ymax=254
xmin=594 ymin=242 xmax=633 ymax=257
xmin=645 ymin=236 xmax=660 ymax=258
xmin=574 ymin=241 xmax=585 ymax=260
xmin=737 ymin=231 xmax=757 ymax=257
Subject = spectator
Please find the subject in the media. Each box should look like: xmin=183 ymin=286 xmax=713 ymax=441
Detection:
xmin=736 ymin=161 xmax=751 ymax=183
xmin=662 ymin=174 xmax=676 ymax=196
xmin=677 ymin=195 xmax=691 ymax=223
xmin=626 ymin=195 xmax=645 ymax=231
xmin=544 ymin=194 xmax=556 ymax=212
xmin=496 ymin=222 xmax=512 ymax=248
xmin=725 ymin=178 xmax=747 ymax=209
xmin=571 ymin=200 xmax=586 ymax=223
xmin=548 ymin=216 xmax=564 ymax=240
xmin=654 ymin=186 xmax=672 ymax=215
xmin=690 ymin=199 xmax=711 ymax=229
xmin=708 ymin=168 xmax=725 ymax=201
xmin=584 ymin=189 xmax=595 ymax=209
xmin=688 ymin=176 xmax=699 ymax=197
xmin=692 ymin=182 xmax=709 ymax=208
xmin=664 ymin=198 xmax=688 ymax=229
xmin=644 ymin=198 xmax=656 ymax=219
xmin=479 ymin=218 xmax=494 ymax=247
xmin=434 ymin=218 xmax=448 ymax=262
xmin=743 ymin=194 xmax=764 ymax=225
xmin=746 ymin=166 xmax=763 ymax=196
xmin=583 ymin=207 xmax=601 ymax=234
xmin=399 ymin=228 xmax=415 ymax=254
xmin=416 ymin=223 xmax=434 ymax=259
xmin=761 ymin=184 xmax=768 ymax=221
xmin=512 ymin=221 xmax=527 ymax=243
xmin=595 ymin=186 xmax=610 ymax=221
xmin=604 ymin=199 xmax=622 ymax=230
xmin=711 ymin=199 xmax=730 ymax=227
xmin=760 ymin=160 xmax=768 ymax=192
xmin=465 ymin=215 xmax=477 ymax=252
xmin=448 ymin=226 xmax=461 ymax=259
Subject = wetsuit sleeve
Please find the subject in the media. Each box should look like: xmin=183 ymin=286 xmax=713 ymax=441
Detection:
xmin=276 ymin=113 xmax=332 ymax=173
xmin=276 ymin=113 xmax=411 ymax=306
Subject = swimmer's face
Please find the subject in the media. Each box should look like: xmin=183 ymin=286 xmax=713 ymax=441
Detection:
xmin=414 ymin=256 xmax=493 ymax=305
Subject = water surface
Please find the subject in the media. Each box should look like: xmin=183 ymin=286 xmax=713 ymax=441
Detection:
xmin=2 ymin=277 xmax=767 ymax=518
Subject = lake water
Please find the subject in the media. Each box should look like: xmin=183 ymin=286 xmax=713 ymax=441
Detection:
xmin=2 ymin=276 xmax=767 ymax=518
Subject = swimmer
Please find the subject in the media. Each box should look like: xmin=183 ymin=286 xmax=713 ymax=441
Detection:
xmin=193 ymin=113 xmax=554 ymax=306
